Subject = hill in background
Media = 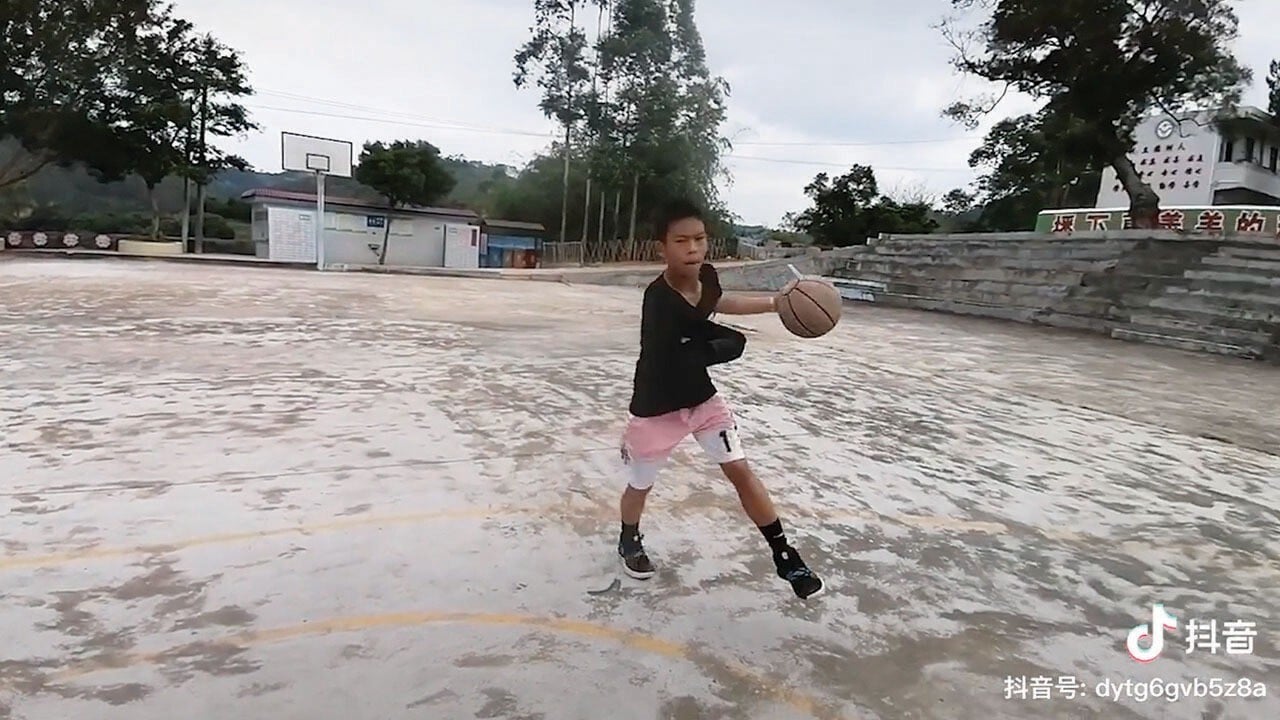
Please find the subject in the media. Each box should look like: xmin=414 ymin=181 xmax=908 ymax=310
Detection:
xmin=0 ymin=139 xmax=521 ymax=238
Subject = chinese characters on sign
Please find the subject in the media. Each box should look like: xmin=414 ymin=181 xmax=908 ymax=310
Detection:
xmin=1035 ymin=207 xmax=1280 ymax=236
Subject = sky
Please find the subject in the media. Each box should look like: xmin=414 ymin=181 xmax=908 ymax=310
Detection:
xmin=170 ymin=0 xmax=1280 ymax=227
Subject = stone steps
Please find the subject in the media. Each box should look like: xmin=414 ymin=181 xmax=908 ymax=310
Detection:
xmin=1138 ymin=302 xmax=1278 ymax=333
xmin=849 ymin=274 xmax=1073 ymax=302
xmin=856 ymin=289 xmax=1115 ymax=332
xmin=833 ymin=233 xmax=1280 ymax=363
xmin=847 ymin=254 xmax=1121 ymax=272
xmin=868 ymin=244 xmax=1139 ymax=261
xmin=1153 ymin=289 xmax=1280 ymax=321
xmin=1219 ymin=245 xmax=1280 ymax=262
xmin=1199 ymin=255 xmax=1280 ymax=272
xmin=1182 ymin=280 xmax=1280 ymax=299
xmin=1183 ymin=269 xmax=1280 ymax=286
xmin=1124 ymin=312 xmax=1275 ymax=346
xmin=849 ymin=261 xmax=1087 ymax=285
xmin=1110 ymin=328 xmax=1262 ymax=359
xmin=844 ymin=264 xmax=1182 ymax=284
xmin=841 ymin=270 xmax=1186 ymax=316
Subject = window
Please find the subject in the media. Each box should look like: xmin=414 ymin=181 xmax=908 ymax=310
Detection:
xmin=1221 ymin=139 xmax=1234 ymax=162
xmin=1270 ymin=147 xmax=1278 ymax=172
xmin=1246 ymin=137 xmax=1257 ymax=163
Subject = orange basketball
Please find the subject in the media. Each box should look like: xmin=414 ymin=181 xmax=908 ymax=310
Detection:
xmin=777 ymin=278 xmax=842 ymax=338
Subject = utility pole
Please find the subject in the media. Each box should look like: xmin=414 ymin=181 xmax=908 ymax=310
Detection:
xmin=194 ymin=75 xmax=209 ymax=253
xmin=179 ymin=97 xmax=194 ymax=250
xmin=560 ymin=2 xmax=576 ymax=263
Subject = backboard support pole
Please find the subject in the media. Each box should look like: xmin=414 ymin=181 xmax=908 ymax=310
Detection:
xmin=315 ymin=172 xmax=326 ymax=270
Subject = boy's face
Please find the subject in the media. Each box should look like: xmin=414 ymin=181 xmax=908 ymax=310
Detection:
xmin=660 ymin=216 xmax=708 ymax=276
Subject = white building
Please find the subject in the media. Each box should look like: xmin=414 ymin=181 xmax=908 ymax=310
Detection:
xmin=1096 ymin=105 xmax=1280 ymax=208
xmin=242 ymin=188 xmax=483 ymax=269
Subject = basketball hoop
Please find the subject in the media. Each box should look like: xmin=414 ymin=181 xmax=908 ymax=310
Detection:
xmin=282 ymin=132 xmax=354 ymax=270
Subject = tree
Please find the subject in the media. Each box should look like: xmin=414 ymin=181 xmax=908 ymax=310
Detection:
xmin=0 ymin=0 xmax=159 ymax=188
xmin=959 ymin=110 xmax=1101 ymax=231
xmin=940 ymin=0 xmax=1251 ymax=228
xmin=942 ymin=189 xmax=978 ymax=216
xmin=592 ymin=0 xmax=731 ymax=240
xmin=1267 ymin=61 xmax=1280 ymax=118
xmin=2 ymin=1 xmax=257 ymax=238
xmin=789 ymin=164 xmax=937 ymax=246
xmin=512 ymin=0 xmax=732 ymax=254
xmin=111 ymin=6 xmax=203 ymax=238
xmin=514 ymin=0 xmax=592 ymax=246
xmin=184 ymin=33 xmax=256 ymax=251
xmin=354 ymin=140 xmax=457 ymax=265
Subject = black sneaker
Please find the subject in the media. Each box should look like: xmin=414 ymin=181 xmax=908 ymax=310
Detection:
xmin=619 ymin=532 xmax=656 ymax=579
xmin=774 ymin=546 xmax=823 ymax=599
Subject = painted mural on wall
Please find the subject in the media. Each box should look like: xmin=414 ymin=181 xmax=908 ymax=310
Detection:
xmin=1035 ymin=206 xmax=1280 ymax=236
xmin=4 ymin=230 xmax=120 ymax=251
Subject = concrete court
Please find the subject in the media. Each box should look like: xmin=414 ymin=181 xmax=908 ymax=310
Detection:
xmin=1 ymin=255 xmax=1279 ymax=720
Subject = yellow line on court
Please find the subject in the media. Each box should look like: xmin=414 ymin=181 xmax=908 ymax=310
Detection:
xmin=50 ymin=611 xmax=842 ymax=719
xmin=0 ymin=506 xmax=538 ymax=571
xmin=1 ymin=503 xmax=1040 ymax=573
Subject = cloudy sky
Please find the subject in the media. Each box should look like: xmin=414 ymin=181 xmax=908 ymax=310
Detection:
xmin=170 ymin=0 xmax=1280 ymax=227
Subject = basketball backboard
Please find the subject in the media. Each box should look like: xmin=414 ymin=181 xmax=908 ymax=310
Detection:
xmin=282 ymin=132 xmax=353 ymax=178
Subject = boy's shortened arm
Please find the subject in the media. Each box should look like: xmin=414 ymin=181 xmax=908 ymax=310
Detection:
xmin=715 ymin=292 xmax=777 ymax=315
xmin=700 ymin=321 xmax=745 ymax=365
xmin=700 ymin=262 xmax=774 ymax=316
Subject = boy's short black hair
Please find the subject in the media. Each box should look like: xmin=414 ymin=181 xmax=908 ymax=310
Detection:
xmin=651 ymin=198 xmax=705 ymax=242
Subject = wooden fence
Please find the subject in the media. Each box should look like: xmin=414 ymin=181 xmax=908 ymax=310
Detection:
xmin=541 ymin=237 xmax=734 ymax=266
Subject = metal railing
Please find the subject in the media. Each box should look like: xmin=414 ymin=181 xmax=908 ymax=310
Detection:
xmin=542 ymin=238 xmax=733 ymax=266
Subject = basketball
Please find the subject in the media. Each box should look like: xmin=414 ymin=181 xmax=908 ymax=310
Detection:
xmin=777 ymin=278 xmax=842 ymax=338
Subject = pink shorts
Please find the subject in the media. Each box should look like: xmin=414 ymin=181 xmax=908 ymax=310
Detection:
xmin=619 ymin=395 xmax=745 ymax=489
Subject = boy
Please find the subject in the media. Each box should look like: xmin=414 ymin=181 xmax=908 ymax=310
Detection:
xmin=617 ymin=198 xmax=824 ymax=600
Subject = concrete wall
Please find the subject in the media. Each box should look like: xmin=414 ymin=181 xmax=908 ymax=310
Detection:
xmin=260 ymin=201 xmax=468 ymax=268
xmin=117 ymin=240 xmax=184 ymax=256
xmin=834 ymin=231 xmax=1280 ymax=361
xmin=321 ymin=216 xmax=451 ymax=268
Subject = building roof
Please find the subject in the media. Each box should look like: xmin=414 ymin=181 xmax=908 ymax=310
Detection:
xmin=483 ymin=219 xmax=546 ymax=232
xmin=240 ymin=188 xmax=479 ymax=220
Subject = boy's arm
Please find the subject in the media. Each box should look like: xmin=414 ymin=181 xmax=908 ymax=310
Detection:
xmin=715 ymin=292 xmax=778 ymax=315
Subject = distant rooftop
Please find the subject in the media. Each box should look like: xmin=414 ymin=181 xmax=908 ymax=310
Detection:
xmin=485 ymin=219 xmax=546 ymax=232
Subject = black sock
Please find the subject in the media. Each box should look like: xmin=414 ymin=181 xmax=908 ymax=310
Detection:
xmin=621 ymin=522 xmax=640 ymax=543
xmin=759 ymin=519 xmax=789 ymax=553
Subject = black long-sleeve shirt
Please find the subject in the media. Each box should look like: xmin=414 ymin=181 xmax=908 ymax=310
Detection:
xmin=628 ymin=263 xmax=746 ymax=417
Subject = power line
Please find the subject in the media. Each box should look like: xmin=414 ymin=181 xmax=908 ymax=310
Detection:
xmin=253 ymin=87 xmax=978 ymax=150
xmin=256 ymin=90 xmax=531 ymax=134
xmin=246 ymin=104 xmax=557 ymax=139
xmin=247 ymin=103 xmax=975 ymax=173
xmin=727 ymin=154 xmax=973 ymax=173
xmin=735 ymin=137 xmax=979 ymax=148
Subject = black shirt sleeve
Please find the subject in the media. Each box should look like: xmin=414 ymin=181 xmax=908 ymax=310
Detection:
xmin=639 ymin=284 xmax=683 ymax=356
xmin=697 ymin=263 xmax=722 ymax=318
